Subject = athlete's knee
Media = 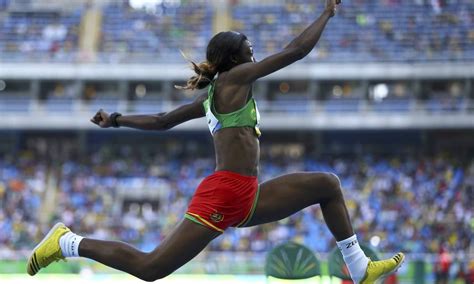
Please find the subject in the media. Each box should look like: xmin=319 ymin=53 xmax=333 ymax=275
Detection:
xmin=326 ymin=172 xmax=341 ymax=189
xmin=139 ymin=269 xmax=171 ymax=282
xmin=140 ymin=274 xmax=157 ymax=283
xmin=137 ymin=259 xmax=172 ymax=282
xmin=326 ymin=172 xmax=343 ymax=197
xmin=311 ymin=172 xmax=342 ymax=197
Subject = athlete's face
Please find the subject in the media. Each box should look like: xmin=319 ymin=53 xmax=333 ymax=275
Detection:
xmin=235 ymin=40 xmax=256 ymax=64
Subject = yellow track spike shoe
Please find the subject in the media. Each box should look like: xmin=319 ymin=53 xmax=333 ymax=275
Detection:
xmin=360 ymin=252 xmax=405 ymax=284
xmin=27 ymin=222 xmax=70 ymax=276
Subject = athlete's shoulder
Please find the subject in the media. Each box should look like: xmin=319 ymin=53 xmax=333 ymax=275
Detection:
xmin=195 ymin=92 xmax=208 ymax=104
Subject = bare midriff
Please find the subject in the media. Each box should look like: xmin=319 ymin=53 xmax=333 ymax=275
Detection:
xmin=213 ymin=127 xmax=259 ymax=177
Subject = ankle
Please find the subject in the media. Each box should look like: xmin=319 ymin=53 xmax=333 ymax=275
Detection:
xmin=336 ymin=234 xmax=369 ymax=282
xmin=59 ymin=232 xmax=84 ymax=258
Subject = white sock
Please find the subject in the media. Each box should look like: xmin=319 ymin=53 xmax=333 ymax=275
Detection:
xmin=59 ymin=232 xmax=84 ymax=258
xmin=336 ymin=234 xmax=370 ymax=283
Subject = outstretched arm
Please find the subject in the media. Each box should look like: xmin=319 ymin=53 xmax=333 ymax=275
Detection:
xmin=228 ymin=0 xmax=340 ymax=84
xmin=91 ymin=93 xmax=207 ymax=131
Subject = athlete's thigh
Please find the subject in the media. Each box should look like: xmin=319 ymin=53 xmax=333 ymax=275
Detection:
xmin=244 ymin=172 xmax=337 ymax=227
xmin=147 ymin=218 xmax=221 ymax=275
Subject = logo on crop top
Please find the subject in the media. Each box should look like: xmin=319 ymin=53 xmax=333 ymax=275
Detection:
xmin=210 ymin=212 xmax=224 ymax=223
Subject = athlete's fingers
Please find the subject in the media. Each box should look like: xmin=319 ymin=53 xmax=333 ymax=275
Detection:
xmin=91 ymin=112 xmax=101 ymax=123
xmin=99 ymin=109 xmax=108 ymax=120
xmin=92 ymin=110 xmax=101 ymax=119
xmin=91 ymin=118 xmax=100 ymax=126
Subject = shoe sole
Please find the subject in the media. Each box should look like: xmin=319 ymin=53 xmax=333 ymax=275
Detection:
xmin=374 ymin=253 xmax=406 ymax=284
xmin=27 ymin=222 xmax=65 ymax=276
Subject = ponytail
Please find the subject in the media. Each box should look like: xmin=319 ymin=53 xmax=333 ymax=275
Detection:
xmin=175 ymin=51 xmax=217 ymax=90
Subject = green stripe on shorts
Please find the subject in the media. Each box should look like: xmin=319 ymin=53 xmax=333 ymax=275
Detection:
xmin=184 ymin=213 xmax=208 ymax=228
xmin=238 ymin=185 xmax=260 ymax=227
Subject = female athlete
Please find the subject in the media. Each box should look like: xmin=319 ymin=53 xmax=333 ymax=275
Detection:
xmin=28 ymin=1 xmax=404 ymax=283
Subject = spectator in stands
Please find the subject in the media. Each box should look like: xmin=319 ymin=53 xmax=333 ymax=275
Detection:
xmin=2 ymin=143 xmax=471 ymax=262
xmin=435 ymin=245 xmax=452 ymax=284
xmin=3 ymin=0 xmax=473 ymax=63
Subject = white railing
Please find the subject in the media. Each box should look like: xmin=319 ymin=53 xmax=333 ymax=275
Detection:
xmin=1 ymin=62 xmax=473 ymax=80
xmin=2 ymin=99 xmax=473 ymax=114
xmin=1 ymin=99 xmax=474 ymax=130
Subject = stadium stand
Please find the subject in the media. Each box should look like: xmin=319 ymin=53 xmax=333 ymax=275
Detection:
xmin=232 ymin=0 xmax=474 ymax=62
xmin=0 ymin=1 xmax=473 ymax=282
xmin=0 ymin=148 xmax=45 ymax=259
xmin=1 ymin=139 xmax=471 ymax=258
xmin=1 ymin=0 xmax=473 ymax=63
xmin=99 ymin=1 xmax=213 ymax=63
xmin=0 ymin=8 xmax=82 ymax=62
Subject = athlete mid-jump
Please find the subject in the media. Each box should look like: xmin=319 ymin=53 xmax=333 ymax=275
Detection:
xmin=28 ymin=1 xmax=404 ymax=283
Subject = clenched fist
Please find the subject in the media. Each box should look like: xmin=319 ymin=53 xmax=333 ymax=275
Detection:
xmin=90 ymin=109 xmax=112 ymax=128
xmin=325 ymin=0 xmax=341 ymax=17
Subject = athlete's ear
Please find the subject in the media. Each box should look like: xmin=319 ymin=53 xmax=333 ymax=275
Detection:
xmin=230 ymin=55 xmax=238 ymax=63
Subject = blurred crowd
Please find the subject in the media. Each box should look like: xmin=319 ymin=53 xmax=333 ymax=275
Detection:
xmin=0 ymin=140 xmax=472 ymax=263
xmin=0 ymin=6 xmax=81 ymax=62
xmin=232 ymin=0 xmax=474 ymax=62
xmin=99 ymin=1 xmax=212 ymax=63
xmin=0 ymin=148 xmax=45 ymax=259
xmin=1 ymin=0 xmax=473 ymax=62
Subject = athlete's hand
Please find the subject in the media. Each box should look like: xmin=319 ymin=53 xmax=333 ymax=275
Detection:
xmin=325 ymin=0 xmax=341 ymax=17
xmin=90 ymin=109 xmax=112 ymax=128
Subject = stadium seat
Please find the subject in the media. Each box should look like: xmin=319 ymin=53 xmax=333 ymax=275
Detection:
xmin=130 ymin=98 xmax=164 ymax=113
xmin=371 ymin=99 xmax=411 ymax=113
xmin=43 ymin=97 xmax=75 ymax=113
xmin=425 ymin=97 xmax=466 ymax=113
xmin=0 ymin=96 xmax=32 ymax=112
xmin=324 ymin=98 xmax=361 ymax=113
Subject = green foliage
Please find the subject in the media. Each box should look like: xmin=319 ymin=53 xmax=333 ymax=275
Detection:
xmin=265 ymin=242 xmax=321 ymax=279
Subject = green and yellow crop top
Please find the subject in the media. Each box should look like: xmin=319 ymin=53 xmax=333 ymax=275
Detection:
xmin=203 ymin=81 xmax=261 ymax=137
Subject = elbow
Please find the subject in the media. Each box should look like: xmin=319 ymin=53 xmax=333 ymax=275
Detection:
xmin=297 ymin=46 xmax=313 ymax=60
xmin=152 ymin=116 xmax=170 ymax=131
xmin=160 ymin=124 xmax=173 ymax=131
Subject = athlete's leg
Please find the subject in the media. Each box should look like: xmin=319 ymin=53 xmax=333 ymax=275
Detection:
xmin=30 ymin=219 xmax=220 ymax=282
xmin=244 ymin=172 xmax=352 ymax=240
xmin=79 ymin=219 xmax=220 ymax=281
xmin=243 ymin=172 xmax=404 ymax=284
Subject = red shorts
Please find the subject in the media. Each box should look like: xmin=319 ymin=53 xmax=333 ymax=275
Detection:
xmin=185 ymin=170 xmax=260 ymax=233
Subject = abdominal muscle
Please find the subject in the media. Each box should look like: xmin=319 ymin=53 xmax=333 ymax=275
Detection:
xmin=213 ymin=127 xmax=260 ymax=177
